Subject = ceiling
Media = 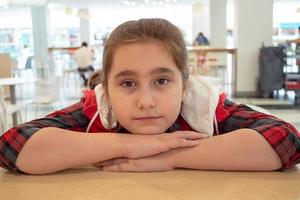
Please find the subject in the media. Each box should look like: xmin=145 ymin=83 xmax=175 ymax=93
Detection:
xmin=1 ymin=0 xmax=207 ymax=8
xmin=1 ymin=0 xmax=299 ymax=8
xmin=50 ymin=0 xmax=206 ymax=7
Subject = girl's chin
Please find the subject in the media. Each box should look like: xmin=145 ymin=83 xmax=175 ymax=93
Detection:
xmin=127 ymin=126 xmax=168 ymax=135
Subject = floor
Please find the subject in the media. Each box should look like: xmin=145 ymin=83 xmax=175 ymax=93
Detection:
xmin=2 ymin=72 xmax=300 ymax=132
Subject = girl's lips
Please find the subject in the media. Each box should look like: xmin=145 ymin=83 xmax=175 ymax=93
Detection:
xmin=133 ymin=116 xmax=162 ymax=120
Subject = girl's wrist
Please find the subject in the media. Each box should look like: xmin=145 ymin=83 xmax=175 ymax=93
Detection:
xmin=166 ymin=155 xmax=176 ymax=170
xmin=114 ymin=134 xmax=131 ymax=158
xmin=115 ymin=133 xmax=144 ymax=158
xmin=161 ymin=149 xmax=178 ymax=170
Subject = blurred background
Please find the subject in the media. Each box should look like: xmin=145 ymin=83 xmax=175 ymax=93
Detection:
xmin=0 ymin=0 xmax=300 ymax=132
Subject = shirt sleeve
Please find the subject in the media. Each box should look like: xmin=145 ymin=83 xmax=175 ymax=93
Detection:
xmin=0 ymin=100 xmax=89 ymax=172
xmin=216 ymin=98 xmax=300 ymax=169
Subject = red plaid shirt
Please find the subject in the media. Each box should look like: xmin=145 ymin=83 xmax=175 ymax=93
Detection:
xmin=0 ymin=91 xmax=299 ymax=172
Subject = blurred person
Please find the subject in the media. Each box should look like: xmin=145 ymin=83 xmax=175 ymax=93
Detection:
xmin=73 ymin=42 xmax=95 ymax=86
xmin=194 ymin=32 xmax=210 ymax=46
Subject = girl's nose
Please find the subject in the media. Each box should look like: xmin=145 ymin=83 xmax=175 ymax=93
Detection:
xmin=136 ymin=87 xmax=156 ymax=110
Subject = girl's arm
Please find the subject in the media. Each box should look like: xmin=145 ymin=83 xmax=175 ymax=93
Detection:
xmin=169 ymin=128 xmax=282 ymax=171
xmin=167 ymin=101 xmax=299 ymax=171
xmin=15 ymin=127 xmax=203 ymax=174
xmin=0 ymin=101 xmax=90 ymax=172
xmin=15 ymin=128 xmax=124 ymax=174
xmin=96 ymin=129 xmax=282 ymax=172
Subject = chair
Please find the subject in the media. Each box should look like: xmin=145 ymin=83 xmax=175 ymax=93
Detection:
xmin=62 ymin=58 xmax=82 ymax=89
xmin=12 ymin=56 xmax=36 ymax=78
xmin=0 ymin=85 xmax=23 ymax=133
xmin=30 ymin=76 xmax=62 ymax=117
xmin=62 ymin=68 xmax=80 ymax=87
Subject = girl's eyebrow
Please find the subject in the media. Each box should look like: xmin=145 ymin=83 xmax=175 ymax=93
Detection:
xmin=150 ymin=67 xmax=175 ymax=76
xmin=114 ymin=67 xmax=175 ymax=79
xmin=114 ymin=70 xmax=136 ymax=79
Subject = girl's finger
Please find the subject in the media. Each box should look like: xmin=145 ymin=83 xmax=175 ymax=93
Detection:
xmin=175 ymin=131 xmax=209 ymax=139
xmin=93 ymin=158 xmax=128 ymax=167
xmin=177 ymin=139 xmax=200 ymax=147
xmin=102 ymin=162 xmax=137 ymax=172
xmin=167 ymin=138 xmax=199 ymax=150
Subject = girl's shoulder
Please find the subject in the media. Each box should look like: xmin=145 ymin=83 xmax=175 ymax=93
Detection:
xmin=82 ymin=89 xmax=109 ymax=133
xmin=82 ymin=89 xmax=97 ymax=119
xmin=215 ymin=93 xmax=233 ymax=123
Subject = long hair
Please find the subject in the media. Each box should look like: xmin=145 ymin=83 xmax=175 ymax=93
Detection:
xmin=89 ymin=18 xmax=188 ymax=89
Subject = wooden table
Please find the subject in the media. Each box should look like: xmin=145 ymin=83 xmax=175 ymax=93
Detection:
xmin=187 ymin=46 xmax=237 ymax=96
xmin=1 ymin=165 xmax=299 ymax=200
xmin=0 ymin=77 xmax=37 ymax=125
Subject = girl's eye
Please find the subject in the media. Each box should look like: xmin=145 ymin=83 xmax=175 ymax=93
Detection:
xmin=155 ymin=78 xmax=169 ymax=85
xmin=121 ymin=80 xmax=136 ymax=88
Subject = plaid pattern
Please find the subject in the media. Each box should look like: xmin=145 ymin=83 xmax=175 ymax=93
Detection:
xmin=0 ymin=101 xmax=89 ymax=172
xmin=218 ymin=99 xmax=300 ymax=169
xmin=0 ymin=98 xmax=299 ymax=172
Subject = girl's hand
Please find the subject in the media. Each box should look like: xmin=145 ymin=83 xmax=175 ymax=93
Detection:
xmin=121 ymin=131 xmax=208 ymax=159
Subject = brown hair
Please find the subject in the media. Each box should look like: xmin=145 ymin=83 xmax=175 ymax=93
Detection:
xmin=89 ymin=18 xmax=188 ymax=89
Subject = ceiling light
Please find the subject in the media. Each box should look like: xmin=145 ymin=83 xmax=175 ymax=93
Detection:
xmin=120 ymin=0 xmax=176 ymax=7
xmin=10 ymin=0 xmax=46 ymax=6
xmin=47 ymin=2 xmax=61 ymax=10
xmin=122 ymin=0 xmax=130 ymax=6
xmin=0 ymin=0 xmax=9 ymax=7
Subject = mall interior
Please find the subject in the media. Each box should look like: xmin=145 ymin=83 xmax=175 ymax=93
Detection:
xmin=0 ymin=0 xmax=300 ymax=133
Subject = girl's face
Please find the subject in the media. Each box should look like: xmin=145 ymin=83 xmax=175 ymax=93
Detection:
xmin=106 ymin=41 xmax=185 ymax=134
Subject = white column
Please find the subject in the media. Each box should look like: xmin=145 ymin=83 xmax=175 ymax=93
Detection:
xmin=78 ymin=8 xmax=90 ymax=44
xmin=233 ymin=0 xmax=273 ymax=96
xmin=192 ymin=2 xmax=210 ymax=44
xmin=209 ymin=0 xmax=227 ymax=47
xmin=31 ymin=5 xmax=50 ymax=78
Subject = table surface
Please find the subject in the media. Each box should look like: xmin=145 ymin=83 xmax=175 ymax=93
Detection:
xmin=1 ymin=165 xmax=300 ymax=200
xmin=0 ymin=77 xmax=37 ymax=86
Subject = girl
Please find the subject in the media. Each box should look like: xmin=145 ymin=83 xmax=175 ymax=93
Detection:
xmin=0 ymin=18 xmax=299 ymax=174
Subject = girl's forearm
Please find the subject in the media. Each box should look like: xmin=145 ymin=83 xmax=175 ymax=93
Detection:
xmin=167 ymin=129 xmax=282 ymax=171
xmin=16 ymin=127 xmax=127 ymax=174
